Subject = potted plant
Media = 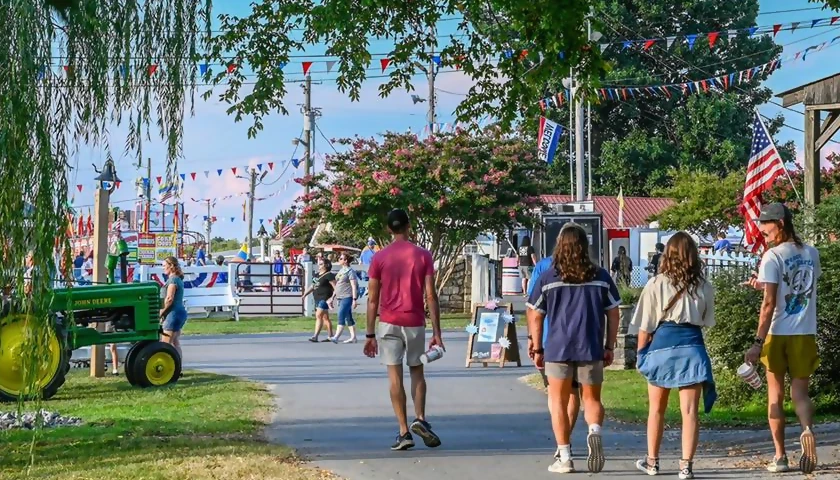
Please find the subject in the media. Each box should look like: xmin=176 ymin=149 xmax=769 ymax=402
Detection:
xmin=617 ymin=285 xmax=643 ymax=334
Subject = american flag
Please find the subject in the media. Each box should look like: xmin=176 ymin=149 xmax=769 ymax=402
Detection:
xmin=740 ymin=112 xmax=786 ymax=253
xmin=159 ymin=183 xmax=176 ymax=203
xmin=280 ymin=217 xmax=296 ymax=238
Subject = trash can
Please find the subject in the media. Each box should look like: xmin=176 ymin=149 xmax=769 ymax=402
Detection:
xmin=501 ymin=257 xmax=522 ymax=296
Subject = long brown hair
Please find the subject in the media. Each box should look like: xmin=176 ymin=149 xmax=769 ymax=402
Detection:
xmin=659 ymin=232 xmax=705 ymax=297
xmin=164 ymin=256 xmax=184 ymax=279
xmin=553 ymin=223 xmax=598 ymax=283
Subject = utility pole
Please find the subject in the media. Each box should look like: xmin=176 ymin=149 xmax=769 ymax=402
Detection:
xmin=568 ymin=69 xmax=575 ymax=197
xmin=427 ymin=49 xmax=436 ymax=130
xmin=587 ymin=102 xmax=593 ymax=200
xmin=246 ymin=168 xmax=257 ymax=258
xmin=145 ymin=158 xmax=152 ymax=232
xmin=204 ymin=199 xmax=213 ymax=258
xmin=303 ymin=75 xmax=312 ymax=200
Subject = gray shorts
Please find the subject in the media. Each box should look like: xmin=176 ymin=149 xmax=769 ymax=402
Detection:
xmin=519 ymin=265 xmax=534 ymax=279
xmin=544 ymin=361 xmax=604 ymax=386
xmin=379 ymin=323 xmax=425 ymax=367
xmin=539 ymin=368 xmax=580 ymax=389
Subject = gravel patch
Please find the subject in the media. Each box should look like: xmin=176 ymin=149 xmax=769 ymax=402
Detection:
xmin=0 ymin=410 xmax=82 ymax=430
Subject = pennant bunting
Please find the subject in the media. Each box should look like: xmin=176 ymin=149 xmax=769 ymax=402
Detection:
xmin=231 ymin=167 xmax=237 ymax=175
xmin=156 ymin=176 xmax=162 ymax=184
xmin=179 ymin=173 xmax=186 ymax=181
xmin=278 ymin=62 xmax=286 ymax=71
xmin=302 ymin=61 xmax=313 ymax=75
xmin=432 ymin=55 xmax=442 ymax=66
xmin=227 ymin=63 xmax=238 ymax=74
xmin=148 ymin=64 xmax=158 ymax=75
xmin=217 ymin=169 xmax=223 ymax=176
xmin=708 ymin=32 xmax=719 ymax=48
xmin=380 ymin=58 xmax=391 ymax=73
xmin=257 ymin=164 xmax=263 ymax=172
xmin=686 ymin=34 xmax=697 ymax=50
xmin=643 ymin=39 xmax=656 ymax=50
xmin=773 ymin=24 xmax=782 ymax=36
xmin=325 ymin=60 xmax=337 ymax=73
xmin=203 ymin=171 xmax=210 ymax=178
xmin=190 ymin=172 xmax=197 ymax=181
xmin=666 ymin=36 xmax=676 ymax=49
xmin=791 ymin=22 xmax=800 ymax=33
xmin=199 ymin=63 xmax=208 ymax=75
xmin=76 ymin=185 xmax=83 ymax=192
xmin=268 ymin=162 xmax=274 ymax=170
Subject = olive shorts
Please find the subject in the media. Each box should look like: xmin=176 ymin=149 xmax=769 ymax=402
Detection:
xmin=760 ymin=334 xmax=820 ymax=379
xmin=379 ymin=323 xmax=426 ymax=367
xmin=545 ymin=360 xmax=604 ymax=385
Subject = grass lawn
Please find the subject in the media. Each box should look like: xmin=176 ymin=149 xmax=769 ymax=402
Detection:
xmin=0 ymin=371 xmax=337 ymax=480
xmin=183 ymin=313 xmax=472 ymax=336
xmin=522 ymin=370 xmax=840 ymax=429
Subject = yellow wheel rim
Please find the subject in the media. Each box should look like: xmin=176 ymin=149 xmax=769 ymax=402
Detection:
xmin=144 ymin=351 xmax=176 ymax=386
xmin=0 ymin=315 xmax=62 ymax=397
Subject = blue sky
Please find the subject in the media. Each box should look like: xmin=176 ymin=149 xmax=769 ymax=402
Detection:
xmin=68 ymin=0 xmax=840 ymax=240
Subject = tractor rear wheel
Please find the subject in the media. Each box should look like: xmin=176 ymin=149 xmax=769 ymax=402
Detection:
xmin=124 ymin=341 xmax=153 ymax=386
xmin=131 ymin=341 xmax=181 ymax=388
xmin=0 ymin=315 xmax=71 ymax=402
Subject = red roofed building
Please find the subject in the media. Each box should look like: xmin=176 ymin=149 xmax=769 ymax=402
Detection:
xmin=540 ymin=195 xmax=675 ymax=229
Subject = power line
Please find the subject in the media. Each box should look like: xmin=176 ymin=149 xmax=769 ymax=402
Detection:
xmin=757 ymin=7 xmax=825 ymax=16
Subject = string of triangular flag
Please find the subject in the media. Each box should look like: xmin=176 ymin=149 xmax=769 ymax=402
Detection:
xmin=594 ymin=15 xmax=840 ymax=54
xmin=538 ymin=36 xmax=839 ymax=110
xmin=501 ymin=15 xmax=840 ymax=61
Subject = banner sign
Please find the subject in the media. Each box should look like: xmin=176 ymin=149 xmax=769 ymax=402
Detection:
xmin=537 ymin=116 xmax=563 ymax=164
xmin=138 ymin=233 xmax=157 ymax=264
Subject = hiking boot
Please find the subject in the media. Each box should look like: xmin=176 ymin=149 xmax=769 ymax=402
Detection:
xmin=635 ymin=456 xmax=659 ymax=475
xmin=409 ymin=419 xmax=441 ymax=448
xmin=767 ymin=455 xmax=789 ymax=473
xmin=799 ymin=427 xmax=818 ymax=474
xmin=390 ymin=432 xmax=415 ymax=451
xmin=678 ymin=460 xmax=694 ymax=479
xmin=586 ymin=431 xmax=605 ymax=473
xmin=548 ymin=447 xmax=575 ymax=473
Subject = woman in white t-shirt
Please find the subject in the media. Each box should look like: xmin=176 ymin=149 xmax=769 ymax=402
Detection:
xmin=630 ymin=232 xmax=716 ymax=480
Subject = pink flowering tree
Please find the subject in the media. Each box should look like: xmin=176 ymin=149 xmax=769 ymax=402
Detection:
xmin=296 ymin=129 xmax=549 ymax=291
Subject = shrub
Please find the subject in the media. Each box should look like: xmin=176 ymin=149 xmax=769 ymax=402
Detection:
xmin=618 ymin=285 xmax=643 ymax=305
xmin=813 ymin=242 xmax=840 ymax=402
xmin=707 ymin=244 xmax=840 ymax=412
xmin=706 ymin=270 xmax=764 ymax=407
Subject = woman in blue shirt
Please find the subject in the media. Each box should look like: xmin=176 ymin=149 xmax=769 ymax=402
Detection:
xmin=159 ymin=256 xmax=188 ymax=358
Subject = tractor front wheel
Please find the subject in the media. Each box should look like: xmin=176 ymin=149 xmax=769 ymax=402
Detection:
xmin=130 ymin=341 xmax=181 ymax=388
xmin=124 ymin=341 xmax=153 ymax=386
xmin=0 ymin=315 xmax=71 ymax=402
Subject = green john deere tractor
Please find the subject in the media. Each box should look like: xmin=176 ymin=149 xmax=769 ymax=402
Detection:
xmin=0 ymin=239 xmax=181 ymax=401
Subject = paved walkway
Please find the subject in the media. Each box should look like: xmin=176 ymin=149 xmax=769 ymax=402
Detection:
xmin=183 ymin=331 xmax=839 ymax=479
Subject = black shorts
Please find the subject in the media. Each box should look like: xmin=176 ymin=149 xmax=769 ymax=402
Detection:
xmin=539 ymin=368 xmax=580 ymax=389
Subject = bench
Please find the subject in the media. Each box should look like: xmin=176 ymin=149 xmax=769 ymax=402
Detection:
xmin=182 ymin=286 xmax=240 ymax=321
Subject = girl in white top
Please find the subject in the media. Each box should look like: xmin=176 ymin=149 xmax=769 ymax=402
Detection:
xmin=631 ymin=232 xmax=716 ymax=480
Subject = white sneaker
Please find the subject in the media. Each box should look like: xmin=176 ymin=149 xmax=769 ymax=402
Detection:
xmin=548 ymin=458 xmax=575 ymax=473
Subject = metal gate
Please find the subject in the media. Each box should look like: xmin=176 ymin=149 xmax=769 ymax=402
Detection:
xmin=233 ymin=262 xmax=304 ymax=316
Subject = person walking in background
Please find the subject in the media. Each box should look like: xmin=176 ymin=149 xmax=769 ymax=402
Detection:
xmin=645 ymin=242 xmax=665 ymax=278
xmin=159 ymin=256 xmax=188 ymax=359
xmin=329 ymin=253 xmax=360 ymax=344
xmin=272 ymin=250 xmax=286 ymax=291
xmin=360 ymin=238 xmax=378 ymax=280
xmin=195 ymin=242 xmax=207 ymax=266
xmin=302 ymin=257 xmax=336 ymax=342
xmin=527 ymin=229 xmax=582 ymax=458
xmin=518 ymin=235 xmax=537 ymax=295
xmin=526 ymin=223 xmax=620 ymax=474
xmin=364 ymin=208 xmax=444 ymax=451
xmin=743 ymin=203 xmax=821 ymax=474
xmin=632 ymin=232 xmax=716 ymax=480
xmin=611 ymin=246 xmax=633 ymax=286
xmin=713 ymin=232 xmax=732 ymax=254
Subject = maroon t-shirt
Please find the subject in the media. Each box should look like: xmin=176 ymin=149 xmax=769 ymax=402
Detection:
xmin=368 ymin=240 xmax=434 ymax=327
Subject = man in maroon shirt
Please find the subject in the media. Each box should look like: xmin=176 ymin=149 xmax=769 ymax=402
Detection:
xmin=364 ymin=208 xmax=445 ymax=451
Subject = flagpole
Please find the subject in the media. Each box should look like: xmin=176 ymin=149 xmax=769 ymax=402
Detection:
xmin=755 ymin=109 xmax=803 ymax=202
